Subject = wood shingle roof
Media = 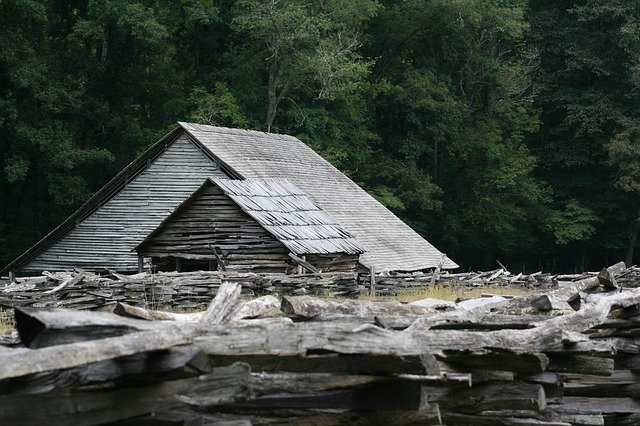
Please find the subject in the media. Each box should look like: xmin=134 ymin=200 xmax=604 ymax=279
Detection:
xmin=180 ymin=122 xmax=458 ymax=271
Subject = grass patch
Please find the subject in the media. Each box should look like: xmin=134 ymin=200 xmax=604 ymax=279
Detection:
xmin=0 ymin=309 xmax=15 ymax=335
xmin=362 ymin=283 xmax=541 ymax=303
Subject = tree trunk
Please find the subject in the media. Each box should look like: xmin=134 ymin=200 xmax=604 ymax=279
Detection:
xmin=265 ymin=49 xmax=279 ymax=132
xmin=625 ymin=216 xmax=640 ymax=267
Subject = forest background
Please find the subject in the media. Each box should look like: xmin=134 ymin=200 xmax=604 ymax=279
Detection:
xmin=1 ymin=0 xmax=639 ymax=272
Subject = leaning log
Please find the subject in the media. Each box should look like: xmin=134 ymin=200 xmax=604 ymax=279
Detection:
xmin=199 ymin=282 xmax=242 ymax=325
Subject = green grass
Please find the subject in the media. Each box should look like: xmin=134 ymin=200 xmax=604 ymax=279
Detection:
xmin=362 ymin=283 xmax=540 ymax=303
xmin=0 ymin=309 xmax=15 ymax=335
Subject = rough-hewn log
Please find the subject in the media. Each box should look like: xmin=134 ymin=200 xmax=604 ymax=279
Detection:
xmin=15 ymin=307 xmax=162 ymax=348
xmin=208 ymin=353 xmax=441 ymax=375
xmin=114 ymin=295 xmax=280 ymax=324
xmin=113 ymin=303 xmax=200 ymax=322
xmin=546 ymin=355 xmax=615 ymax=376
xmin=0 ymin=347 xmax=212 ymax=395
xmin=234 ymin=295 xmax=279 ymax=320
xmin=531 ymin=262 xmax=626 ymax=311
xmin=199 ymin=282 xmax=242 ymax=325
xmin=0 ymin=363 xmax=252 ymax=426
xmin=0 ymin=325 xmax=196 ymax=381
xmin=43 ymin=272 xmax=86 ymax=295
xmin=281 ymin=295 xmax=435 ymax=318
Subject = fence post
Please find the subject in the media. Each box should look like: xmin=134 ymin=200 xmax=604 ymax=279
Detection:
xmin=370 ymin=266 xmax=376 ymax=297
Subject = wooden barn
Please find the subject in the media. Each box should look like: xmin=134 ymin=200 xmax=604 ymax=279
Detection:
xmin=2 ymin=122 xmax=457 ymax=276
xmin=135 ymin=178 xmax=365 ymax=274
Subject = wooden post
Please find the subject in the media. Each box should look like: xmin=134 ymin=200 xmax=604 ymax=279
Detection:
xmin=370 ymin=266 xmax=376 ymax=297
xmin=175 ymin=258 xmax=182 ymax=273
xmin=137 ymin=256 xmax=144 ymax=273
xmin=8 ymin=271 xmax=15 ymax=282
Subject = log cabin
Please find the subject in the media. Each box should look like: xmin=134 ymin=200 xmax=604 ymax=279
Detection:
xmin=2 ymin=122 xmax=457 ymax=276
xmin=134 ymin=178 xmax=365 ymax=274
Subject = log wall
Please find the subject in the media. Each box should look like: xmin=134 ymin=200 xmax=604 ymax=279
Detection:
xmin=23 ymin=134 xmax=227 ymax=273
xmin=139 ymin=185 xmax=292 ymax=274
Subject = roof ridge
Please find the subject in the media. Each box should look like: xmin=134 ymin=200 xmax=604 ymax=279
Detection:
xmin=179 ymin=122 xmax=298 ymax=142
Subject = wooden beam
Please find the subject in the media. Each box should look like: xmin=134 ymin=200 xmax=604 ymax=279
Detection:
xmin=289 ymin=253 xmax=319 ymax=274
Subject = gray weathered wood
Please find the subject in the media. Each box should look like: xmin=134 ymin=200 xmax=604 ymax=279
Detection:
xmin=281 ymin=295 xmax=435 ymax=318
xmin=199 ymin=282 xmax=242 ymax=325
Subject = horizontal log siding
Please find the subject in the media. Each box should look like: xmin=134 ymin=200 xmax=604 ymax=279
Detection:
xmin=23 ymin=135 xmax=227 ymax=272
xmin=305 ymin=254 xmax=360 ymax=273
xmin=140 ymin=185 xmax=291 ymax=274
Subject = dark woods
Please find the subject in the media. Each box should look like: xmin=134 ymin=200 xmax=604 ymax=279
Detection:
xmin=0 ymin=0 xmax=639 ymax=273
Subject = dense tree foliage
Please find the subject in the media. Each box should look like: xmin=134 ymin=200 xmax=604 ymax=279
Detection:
xmin=1 ymin=0 xmax=639 ymax=272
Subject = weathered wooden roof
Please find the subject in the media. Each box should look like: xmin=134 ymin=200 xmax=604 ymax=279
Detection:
xmin=2 ymin=122 xmax=457 ymax=275
xmin=213 ymin=179 xmax=365 ymax=255
xmin=180 ymin=122 xmax=458 ymax=271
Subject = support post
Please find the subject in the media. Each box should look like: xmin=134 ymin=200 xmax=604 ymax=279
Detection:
xmin=175 ymin=258 xmax=182 ymax=273
xmin=8 ymin=271 xmax=15 ymax=283
xmin=370 ymin=266 xmax=376 ymax=297
xmin=137 ymin=256 xmax=144 ymax=273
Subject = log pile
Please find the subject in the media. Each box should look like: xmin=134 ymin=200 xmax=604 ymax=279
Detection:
xmin=0 ymin=270 xmax=358 ymax=310
xmin=363 ymin=265 xmax=640 ymax=296
xmin=2 ymin=262 xmax=640 ymax=424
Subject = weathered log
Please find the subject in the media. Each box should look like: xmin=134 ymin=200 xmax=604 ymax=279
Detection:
xmin=0 ymin=363 xmax=252 ymax=426
xmin=546 ymin=354 xmax=614 ymax=376
xmin=234 ymin=295 xmax=280 ymax=320
xmin=208 ymin=353 xmax=441 ymax=375
xmin=438 ymin=351 xmax=549 ymax=373
xmin=43 ymin=272 xmax=86 ymax=295
xmin=0 ymin=347 xmax=212 ymax=395
xmin=230 ymin=379 xmax=429 ymax=411
xmin=423 ymin=382 xmax=547 ymax=412
xmin=598 ymin=267 xmax=620 ymax=290
xmin=531 ymin=262 xmax=626 ymax=311
xmin=0 ymin=325 xmax=195 ymax=381
xmin=199 ymin=282 xmax=242 ymax=325
xmin=113 ymin=303 xmax=200 ymax=322
xmin=281 ymin=295 xmax=435 ymax=318
xmin=15 ymin=307 xmax=162 ymax=348
xmin=549 ymin=396 xmax=640 ymax=414
xmin=114 ymin=295 xmax=280 ymax=324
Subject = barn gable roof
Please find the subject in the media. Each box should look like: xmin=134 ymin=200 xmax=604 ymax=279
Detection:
xmin=214 ymin=179 xmax=365 ymax=255
xmin=2 ymin=122 xmax=457 ymax=275
xmin=136 ymin=178 xmax=365 ymax=256
xmin=179 ymin=123 xmax=458 ymax=271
